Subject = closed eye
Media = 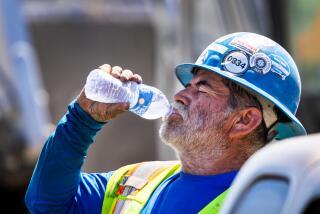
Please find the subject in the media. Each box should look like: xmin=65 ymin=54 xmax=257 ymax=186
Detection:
xmin=196 ymin=80 xmax=213 ymax=93
xmin=196 ymin=80 xmax=209 ymax=87
xmin=186 ymin=80 xmax=213 ymax=94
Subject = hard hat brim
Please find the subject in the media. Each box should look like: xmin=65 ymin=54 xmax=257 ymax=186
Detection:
xmin=175 ymin=63 xmax=306 ymax=140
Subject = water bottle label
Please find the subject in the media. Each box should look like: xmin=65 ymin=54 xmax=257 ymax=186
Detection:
xmin=130 ymin=88 xmax=153 ymax=116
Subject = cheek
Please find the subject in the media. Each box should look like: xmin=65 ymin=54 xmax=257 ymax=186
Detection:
xmin=192 ymin=96 xmax=229 ymax=115
xmin=188 ymin=102 xmax=213 ymax=125
xmin=188 ymin=98 xmax=231 ymax=127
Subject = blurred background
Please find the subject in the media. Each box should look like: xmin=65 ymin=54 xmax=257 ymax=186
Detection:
xmin=0 ymin=0 xmax=319 ymax=212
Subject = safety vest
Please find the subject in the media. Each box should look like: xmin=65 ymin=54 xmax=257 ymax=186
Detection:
xmin=101 ymin=161 xmax=229 ymax=214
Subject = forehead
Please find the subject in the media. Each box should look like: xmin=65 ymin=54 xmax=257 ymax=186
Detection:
xmin=192 ymin=69 xmax=225 ymax=82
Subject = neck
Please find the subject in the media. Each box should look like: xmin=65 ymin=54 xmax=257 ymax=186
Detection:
xmin=177 ymin=140 xmax=259 ymax=175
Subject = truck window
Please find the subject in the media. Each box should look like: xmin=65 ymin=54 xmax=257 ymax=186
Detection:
xmin=233 ymin=177 xmax=289 ymax=214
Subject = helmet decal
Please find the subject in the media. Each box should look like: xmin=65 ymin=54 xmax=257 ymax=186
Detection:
xmin=229 ymin=37 xmax=259 ymax=55
xmin=249 ymin=52 xmax=272 ymax=75
xmin=196 ymin=50 xmax=209 ymax=64
xmin=206 ymin=43 xmax=228 ymax=54
xmin=269 ymin=54 xmax=290 ymax=80
xmin=222 ymin=51 xmax=249 ymax=74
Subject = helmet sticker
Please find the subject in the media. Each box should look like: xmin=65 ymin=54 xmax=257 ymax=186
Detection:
xmin=229 ymin=37 xmax=259 ymax=55
xmin=222 ymin=51 xmax=249 ymax=74
xmin=207 ymin=43 xmax=228 ymax=54
xmin=249 ymin=53 xmax=272 ymax=74
xmin=269 ymin=54 xmax=290 ymax=80
xmin=196 ymin=50 xmax=209 ymax=64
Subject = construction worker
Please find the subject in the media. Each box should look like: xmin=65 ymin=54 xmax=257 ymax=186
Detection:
xmin=25 ymin=32 xmax=306 ymax=214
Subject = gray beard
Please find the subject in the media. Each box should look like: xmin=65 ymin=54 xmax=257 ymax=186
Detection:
xmin=159 ymin=104 xmax=231 ymax=154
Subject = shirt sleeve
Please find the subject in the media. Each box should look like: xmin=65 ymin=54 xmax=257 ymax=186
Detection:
xmin=25 ymin=100 xmax=112 ymax=214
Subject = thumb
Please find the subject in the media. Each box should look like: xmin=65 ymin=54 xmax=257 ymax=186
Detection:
xmin=107 ymin=102 xmax=130 ymax=112
xmin=119 ymin=102 xmax=130 ymax=111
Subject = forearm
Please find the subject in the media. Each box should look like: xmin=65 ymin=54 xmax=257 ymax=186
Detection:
xmin=25 ymin=101 xmax=105 ymax=213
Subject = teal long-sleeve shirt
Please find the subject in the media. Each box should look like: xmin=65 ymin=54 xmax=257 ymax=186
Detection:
xmin=25 ymin=101 xmax=111 ymax=213
xmin=25 ymin=101 xmax=237 ymax=213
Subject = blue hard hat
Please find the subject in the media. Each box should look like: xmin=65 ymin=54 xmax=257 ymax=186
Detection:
xmin=175 ymin=32 xmax=306 ymax=140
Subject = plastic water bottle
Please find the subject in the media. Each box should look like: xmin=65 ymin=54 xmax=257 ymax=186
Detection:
xmin=84 ymin=69 xmax=172 ymax=120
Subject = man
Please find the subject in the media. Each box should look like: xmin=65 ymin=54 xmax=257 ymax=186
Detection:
xmin=25 ymin=32 xmax=306 ymax=214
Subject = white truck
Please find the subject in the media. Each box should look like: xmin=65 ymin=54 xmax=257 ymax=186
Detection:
xmin=220 ymin=134 xmax=320 ymax=214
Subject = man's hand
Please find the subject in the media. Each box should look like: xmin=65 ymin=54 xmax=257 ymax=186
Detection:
xmin=77 ymin=64 xmax=142 ymax=122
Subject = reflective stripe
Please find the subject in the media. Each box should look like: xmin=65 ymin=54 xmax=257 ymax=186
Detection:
xmin=198 ymin=189 xmax=229 ymax=214
xmin=102 ymin=163 xmax=136 ymax=214
xmin=101 ymin=161 xmax=181 ymax=214
xmin=125 ymin=161 xmax=174 ymax=190
xmin=101 ymin=161 xmax=229 ymax=214
xmin=113 ymin=161 xmax=180 ymax=214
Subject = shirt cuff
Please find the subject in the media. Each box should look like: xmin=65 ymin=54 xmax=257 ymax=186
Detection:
xmin=69 ymin=100 xmax=106 ymax=132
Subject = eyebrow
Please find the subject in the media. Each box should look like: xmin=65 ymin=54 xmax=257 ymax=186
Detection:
xmin=194 ymin=75 xmax=215 ymax=87
xmin=196 ymin=78 xmax=212 ymax=87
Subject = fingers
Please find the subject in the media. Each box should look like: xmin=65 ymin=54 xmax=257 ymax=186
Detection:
xmin=98 ymin=64 xmax=142 ymax=83
xmin=120 ymin=69 xmax=133 ymax=81
xmin=110 ymin=66 xmax=122 ymax=78
xmin=99 ymin=64 xmax=112 ymax=73
xmin=129 ymin=74 xmax=143 ymax=84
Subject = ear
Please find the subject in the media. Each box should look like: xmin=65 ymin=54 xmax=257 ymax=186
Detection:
xmin=227 ymin=107 xmax=263 ymax=140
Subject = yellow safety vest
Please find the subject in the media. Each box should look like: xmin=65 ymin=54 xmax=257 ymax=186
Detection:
xmin=101 ymin=161 xmax=229 ymax=214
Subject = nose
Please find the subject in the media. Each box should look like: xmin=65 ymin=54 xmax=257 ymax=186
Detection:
xmin=174 ymin=88 xmax=192 ymax=106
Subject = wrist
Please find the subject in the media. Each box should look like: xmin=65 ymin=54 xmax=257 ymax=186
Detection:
xmin=71 ymin=100 xmax=106 ymax=131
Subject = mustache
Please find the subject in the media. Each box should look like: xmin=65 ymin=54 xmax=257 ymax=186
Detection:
xmin=172 ymin=102 xmax=188 ymax=120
